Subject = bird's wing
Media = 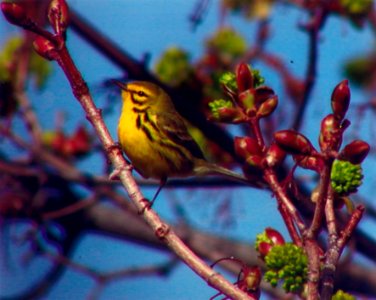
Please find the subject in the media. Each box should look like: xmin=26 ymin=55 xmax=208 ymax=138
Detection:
xmin=155 ymin=111 xmax=205 ymax=160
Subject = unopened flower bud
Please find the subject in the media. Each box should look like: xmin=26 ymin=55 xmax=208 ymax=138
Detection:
xmin=244 ymin=266 xmax=262 ymax=292
xmin=257 ymin=95 xmax=278 ymax=118
xmin=238 ymin=89 xmax=255 ymax=114
xmin=33 ymin=36 xmax=57 ymax=60
xmin=331 ymin=80 xmax=350 ymax=121
xmin=265 ymin=227 xmax=285 ymax=245
xmin=294 ymin=155 xmax=324 ymax=172
xmin=1 ymin=2 xmax=26 ymax=26
xmin=265 ymin=142 xmax=286 ymax=167
xmin=208 ymin=99 xmax=246 ymax=123
xmin=70 ymin=126 xmax=91 ymax=156
xmin=256 ymin=227 xmax=285 ymax=258
xmin=48 ymin=0 xmax=69 ymax=35
xmin=319 ymin=114 xmax=342 ymax=152
xmin=245 ymin=155 xmax=264 ymax=169
xmin=340 ymin=140 xmax=370 ymax=164
xmin=234 ymin=136 xmax=262 ymax=160
xmin=257 ymin=241 xmax=273 ymax=258
xmin=254 ymin=86 xmax=275 ymax=105
xmin=212 ymin=107 xmax=245 ymax=123
xmin=274 ymin=130 xmax=316 ymax=155
xmin=49 ymin=130 xmax=66 ymax=153
xmin=236 ymin=62 xmax=253 ymax=92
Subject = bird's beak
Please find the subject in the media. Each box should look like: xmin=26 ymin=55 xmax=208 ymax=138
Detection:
xmin=112 ymin=79 xmax=128 ymax=91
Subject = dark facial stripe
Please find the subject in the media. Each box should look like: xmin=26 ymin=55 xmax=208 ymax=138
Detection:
xmin=133 ymin=107 xmax=149 ymax=113
xmin=130 ymin=94 xmax=145 ymax=105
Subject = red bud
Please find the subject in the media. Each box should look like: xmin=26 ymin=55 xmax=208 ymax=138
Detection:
xmin=62 ymin=139 xmax=76 ymax=157
xmin=265 ymin=142 xmax=286 ymax=167
xmin=319 ymin=114 xmax=342 ymax=152
xmin=51 ymin=130 xmax=66 ymax=153
xmin=245 ymin=155 xmax=264 ymax=169
xmin=71 ymin=126 xmax=91 ymax=155
xmin=209 ymin=107 xmax=246 ymax=123
xmin=243 ymin=266 xmax=262 ymax=292
xmin=236 ymin=63 xmax=253 ymax=92
xmin=48 ymin=0 xmax=69 ymax=35
xmin=294 ymin=154 xmax=324 ymax=172
xmin=265 ymin=227 xmax=285 ymax=245
xmin=238 ymin=89 xmax=255 ymax=114
xmin=257 ymin=241 xmax=273 ymax=257
xmin=1 ymin=2 xmax=26 ymax=26
xmin=274 ymin=130 xmax=316 ymax=155
xmin=331 ymin=80 xmax=350 ymax=121
xmin=257 ymin=95 xmax=278 ymax=118
xmin=234 ymin=136 xmax=262 ymax=160
xmin=254 ymin=86 xmax=275 ymax=105
xmin=256 ymin=228 xmax=285 ymax=259
xmin=33 ymin=36 xmax=57 ymax=60
xmin=234 ymin=138 xmax=265 ymax=173
xmin=340 ymin=140 xmax=370 ymax=164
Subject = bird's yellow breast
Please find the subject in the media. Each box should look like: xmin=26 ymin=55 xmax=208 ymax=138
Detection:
xmin=117 ymin=101 xmax=192 ymax=179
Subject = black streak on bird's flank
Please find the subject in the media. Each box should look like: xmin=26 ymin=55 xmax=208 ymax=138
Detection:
xmin=136 ymin=114 xmax=142 ymax=129
xmin=141 ymin=122 xmax=154 ymax=142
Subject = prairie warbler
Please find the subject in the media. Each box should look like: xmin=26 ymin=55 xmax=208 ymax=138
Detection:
xmin=115 ymin=81 xmax=248 ymax=201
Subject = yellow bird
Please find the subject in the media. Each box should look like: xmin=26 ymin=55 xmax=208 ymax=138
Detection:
xmin=115 ymin=81 xmax=248 ymax=201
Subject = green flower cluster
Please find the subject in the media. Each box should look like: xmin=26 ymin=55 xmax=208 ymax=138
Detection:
xmin=0 ymin=39 xmax=20 ymax=82
xmin=206 ymin=27 xmax=247 ymax=60
xmin=154 ymin=47 xmax=192 ymax=86
xmin=208 ymin=99 xmax=233 ymax=119
xmin=331 ymin=160 xmax=363 ymax=195
xmin=0 ymin=37 xmax=50 ymax=88
xmin=264 ymin=243 xmax=308 ymax=293
xmin=252 ymin=69 xmax=265 ymax=87
xmin=344 ymin=56 xmax=372 ymax=87
xmin=222 ymin=0 xmax=274 ymax=20
xmin=340 ymin=0 xmax=373 ymax=16
xmin=331 ymin=289 xmax=355 ymax=300
xmin=219 ymin=72 xmax=237 ymax=91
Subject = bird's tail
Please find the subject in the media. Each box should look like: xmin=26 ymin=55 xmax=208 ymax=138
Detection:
xmin=194 ymin=160 xmax=251 ymax=186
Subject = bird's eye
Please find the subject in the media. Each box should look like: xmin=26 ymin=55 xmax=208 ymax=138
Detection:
xmin=137 ymin=91 xmax=146 ymax=97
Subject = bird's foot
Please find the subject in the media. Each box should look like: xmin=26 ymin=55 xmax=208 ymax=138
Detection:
xmin=138 ymin=198 xmax=152 ymax=214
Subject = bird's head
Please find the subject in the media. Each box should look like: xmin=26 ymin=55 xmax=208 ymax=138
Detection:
xmin=114 ymin=81 xmax=173 ymax=110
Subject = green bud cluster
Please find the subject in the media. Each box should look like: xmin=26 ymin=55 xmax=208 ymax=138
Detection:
xmin=208 ymin=99 xmax=233 ymax=119
xmin=0 ymin=37 xmax=21 ymax=81
xmin=331 ymin=289 xmax=356 ymax=300
xmin=154 ymin=47 xmax=191 ymax=86
xmin=252 ymin=69 xmax=265 ymax=87
xmin=0 ymin=37 xmax=50 ymax=88
xmin=331 ymin=160 xmax=363 ymax=195
xmin=344 ymin=57 xmax=371 ymax=87
xmin=206 ymin=27 xmax=247 ymax=59
xmin=219 ymin=72 xmax=237 ymax=91
xmin=264 ymin=243 xmax=308 ymax=293
xmin=340 ymin=0 xmax=373 ymax=16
